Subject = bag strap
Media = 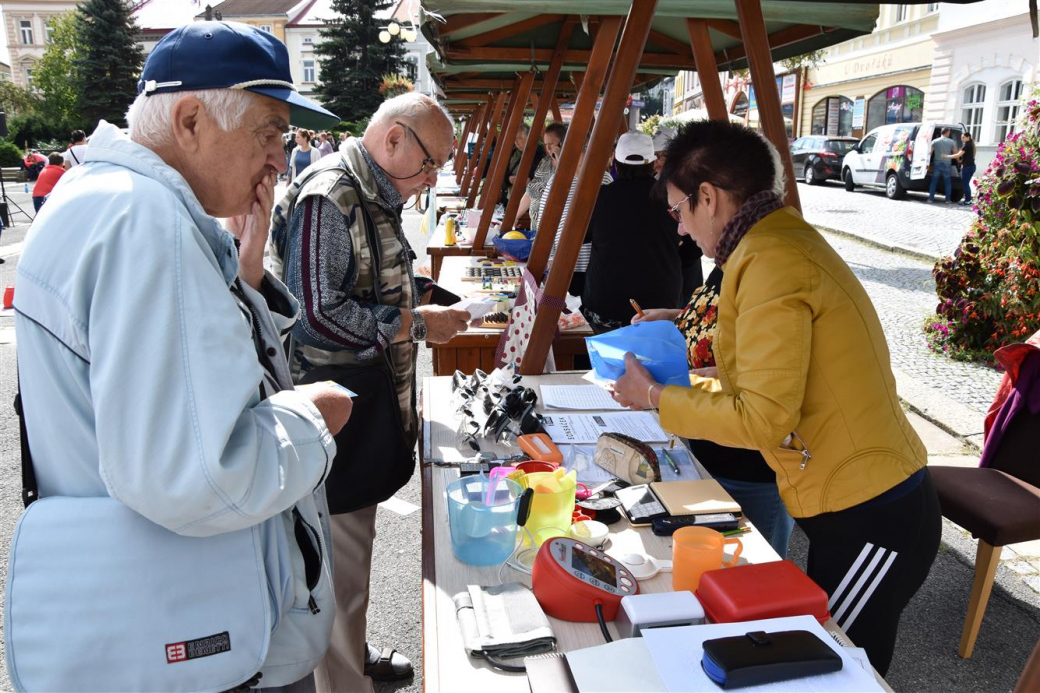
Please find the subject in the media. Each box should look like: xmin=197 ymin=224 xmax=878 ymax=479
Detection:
xmin=14 ymin=371 xmax=38 ymax=507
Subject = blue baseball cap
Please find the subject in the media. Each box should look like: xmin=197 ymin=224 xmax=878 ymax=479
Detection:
xmin=138 ymin=21 xmax=338 ymax=129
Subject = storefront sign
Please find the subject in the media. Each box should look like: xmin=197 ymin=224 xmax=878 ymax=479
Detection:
xmin=781 ymin=74 xmax=796 ymax=104
xmin=843 ymin=53 xmax=895 ymax=77
xmin=852 ymin=98 xmax=865 ymax=128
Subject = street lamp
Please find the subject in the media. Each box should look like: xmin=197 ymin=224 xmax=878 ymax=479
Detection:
xmin=379 ymin=21 xmax=418 ymax=43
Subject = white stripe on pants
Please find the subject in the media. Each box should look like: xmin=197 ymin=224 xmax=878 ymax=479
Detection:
xmin=314 ymin=505 xmax=378 ymax=693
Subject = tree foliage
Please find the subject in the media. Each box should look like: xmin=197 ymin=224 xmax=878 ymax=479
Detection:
xmin=0 ymin=82 xmax=43 ymax=118
xmin=34 ymin=13 xmax=84 ymax=128
xmin=73 ymin=0 xmax=144 ymax=129
xmin=315 ymin=0 xmax=406 ymax=124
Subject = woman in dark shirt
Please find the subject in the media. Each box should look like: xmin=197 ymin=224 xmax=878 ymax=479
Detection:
xmin=950 ymin=131 xmax=976 ymax=206
xmin=581 ymin=132 xmax=683 ymax=332
xmin=632 ymin=266 xmax=795 ymax=558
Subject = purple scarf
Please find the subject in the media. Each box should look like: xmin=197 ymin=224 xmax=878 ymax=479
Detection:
xmin=714 ymin=190 xmax=785 ymax=267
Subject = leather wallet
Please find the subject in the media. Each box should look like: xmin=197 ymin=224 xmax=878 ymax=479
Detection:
xmin=701 ymin=630 xmax=842 ymax=689
xmin=593 ymin=433 xmax=661 ymax=485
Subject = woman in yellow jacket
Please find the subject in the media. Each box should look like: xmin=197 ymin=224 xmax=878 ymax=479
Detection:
xmin=614 ymin=120 xmax=940 ymax=677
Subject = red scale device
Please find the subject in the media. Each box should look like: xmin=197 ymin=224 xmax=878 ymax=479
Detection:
xmin=531 ymin=537 xmax=637 ymax=622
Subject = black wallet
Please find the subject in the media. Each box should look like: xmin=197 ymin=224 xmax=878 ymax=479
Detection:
xmin=701 ymin=630 xmax=843 ymax=689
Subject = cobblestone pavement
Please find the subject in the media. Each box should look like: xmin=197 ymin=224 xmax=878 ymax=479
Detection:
xmin=798 ymin=180 xmax=975 ymax=261
xmin=819 ymin=229 xmax=1004 ymax=414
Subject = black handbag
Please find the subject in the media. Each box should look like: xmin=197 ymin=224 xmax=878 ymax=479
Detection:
xmin=288 ymin=166 xmax=415 ymax=514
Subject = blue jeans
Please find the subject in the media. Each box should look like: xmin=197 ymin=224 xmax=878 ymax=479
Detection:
xmin=715 ymin=476 xmax=796 ymax=558
xmin=928 ymin=163 xmax=953 ymax=201
xmin=961 ymin=164 xmax=976 ymax=203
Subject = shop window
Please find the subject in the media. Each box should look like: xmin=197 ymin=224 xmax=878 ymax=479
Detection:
xmin=995 ymin=79 xmax=1024 ymax=142
xmin=865 ymin=85 xmax=924 ymax=133
xmin=810 ymin=96 xmax=853 ymax=136
xmin=961 ymin=83 xmax=985 ymax=141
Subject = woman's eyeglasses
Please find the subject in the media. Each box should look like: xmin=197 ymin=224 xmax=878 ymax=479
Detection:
xmin=667 ymin=193 xmax=692 ymax=223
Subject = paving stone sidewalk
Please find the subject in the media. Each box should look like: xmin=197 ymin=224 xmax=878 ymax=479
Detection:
xmin=798 ymin=180 xmax=975 ymax=261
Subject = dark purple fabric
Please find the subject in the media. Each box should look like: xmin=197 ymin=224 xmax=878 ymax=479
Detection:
xmin=714 ymin=190 xmax=785 ymax=267
xmin=980 ymin=351 xmax=1040 ymax=468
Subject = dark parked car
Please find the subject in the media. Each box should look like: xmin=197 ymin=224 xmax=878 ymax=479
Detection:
xmin=790 ymin=136 xmax=858 ymax=185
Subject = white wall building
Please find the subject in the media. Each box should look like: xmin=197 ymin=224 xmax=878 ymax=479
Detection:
xmin=924 ymin=0 xmax=1038 ymax=173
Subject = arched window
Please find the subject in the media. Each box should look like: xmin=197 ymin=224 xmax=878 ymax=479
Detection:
xmin=731 ymin=92 xmax=749 ymax=118
xmin=961 ymin=83 xmax=986 ymax=141
xmin=865 ymin=85 xmax=924 ymax=133
xmin=995 ymin=79 xmax=1024 ymax=142
xmin=810 ymin=96 xmax=853 ymax=136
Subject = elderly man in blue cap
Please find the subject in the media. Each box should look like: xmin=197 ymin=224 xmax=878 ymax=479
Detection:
xmin=8 ymin=22 xmax=351 ymax=692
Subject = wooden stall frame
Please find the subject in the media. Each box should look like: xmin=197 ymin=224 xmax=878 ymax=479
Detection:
xmin=522 ymin=0 xmax=658 ymax=375
xmin=477 ymin=79 xmax=523 ymax=211
xmin=525 ymin=16 xmax=623 ymax=280
xmin=465 ymin=90 xmax=508 ymax=208
xmin=453 ymin=108 xmax=479 ymax=183
xmin=687 ymin=19 xmax=728 ymax=122
xmin=499 ymin=20 xmax=576 ymax=233
xmin=459 ymin=93 xmax=494 ymax=195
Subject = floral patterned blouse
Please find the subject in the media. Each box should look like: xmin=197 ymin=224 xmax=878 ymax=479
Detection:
xmin=675 ymin=266 xmax=723 ymax=369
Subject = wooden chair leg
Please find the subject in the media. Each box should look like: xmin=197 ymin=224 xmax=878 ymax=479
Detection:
xmin=960 ymin=539 xmax=1002 ymax=658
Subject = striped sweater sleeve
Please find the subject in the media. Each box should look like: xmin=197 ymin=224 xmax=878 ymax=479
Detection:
xmin=284 ymin=195 xmax=402 ymax=359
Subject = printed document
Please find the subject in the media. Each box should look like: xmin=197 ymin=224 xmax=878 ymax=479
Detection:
xmin=541 ymin=412 xmax=669 ymax=444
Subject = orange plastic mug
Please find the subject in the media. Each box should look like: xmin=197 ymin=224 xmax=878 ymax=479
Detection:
xmin=671 ymin=526 xmax=743 ymax=592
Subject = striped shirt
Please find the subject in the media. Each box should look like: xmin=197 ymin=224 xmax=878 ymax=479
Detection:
xmin=544 ymin=170 xmax=614 ymax=272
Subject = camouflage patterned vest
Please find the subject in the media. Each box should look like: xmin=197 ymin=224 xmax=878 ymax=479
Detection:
xmin=270 ymin=140 xmax=418 ymax=437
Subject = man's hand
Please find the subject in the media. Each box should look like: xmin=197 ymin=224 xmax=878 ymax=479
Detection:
xmin=416 ymin=305 xmax=471 ymax=344
xmin=227 ymin=173 xmax=276 ymax=291
xmin=296 ymin=382 xmax=354 ymax=436
xmin=631 ymin=308 xmax=681 ymax=324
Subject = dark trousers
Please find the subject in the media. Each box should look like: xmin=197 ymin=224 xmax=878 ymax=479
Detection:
xmin=32 ymin=196 xmax=46 ymax=213
xmin=795 ymin=470 xmax=941 ymax=676
xmin=961 ymin=164 xmax=977 ymax=203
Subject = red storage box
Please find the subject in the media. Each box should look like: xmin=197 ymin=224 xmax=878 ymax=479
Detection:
xmin=695 ymin=560 xmax=831 ymax=624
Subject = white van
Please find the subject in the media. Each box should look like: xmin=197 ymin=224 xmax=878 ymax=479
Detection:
xmin=841 ymin=121 xmax=965 ymax=201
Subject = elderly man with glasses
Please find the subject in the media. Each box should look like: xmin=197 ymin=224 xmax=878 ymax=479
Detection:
xmin=270 ymin=92 xmax=470 ymax=692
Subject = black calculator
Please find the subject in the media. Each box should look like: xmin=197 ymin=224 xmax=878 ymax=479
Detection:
xmin=651 ymin=513 xmax=740 ymax=536
xmin=614 ymin=484 xmax=668 ymax=526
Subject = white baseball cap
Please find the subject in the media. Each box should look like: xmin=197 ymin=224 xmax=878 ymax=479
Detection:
xmin=615 ymin=131 xmax=655 ymax=165
xmin=651 ymin=125 xmax=677 ymax=152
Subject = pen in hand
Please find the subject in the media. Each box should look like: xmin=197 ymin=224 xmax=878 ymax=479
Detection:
xmin=630 ymin=298 xmax=645 ymax=318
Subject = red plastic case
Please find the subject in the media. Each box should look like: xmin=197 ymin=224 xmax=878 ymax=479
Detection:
xmin=695 ymin=560 xmax=831 ymax=624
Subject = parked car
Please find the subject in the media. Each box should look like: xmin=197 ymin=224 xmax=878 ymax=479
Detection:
xmin=791 ymin=136 xmax=858 ymax=184
xmin=841 ymin=122 xmax=965 ymax=201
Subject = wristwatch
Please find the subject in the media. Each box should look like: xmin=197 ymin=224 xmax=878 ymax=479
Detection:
xmin=410 ymin=310 xmax=428 ymax=343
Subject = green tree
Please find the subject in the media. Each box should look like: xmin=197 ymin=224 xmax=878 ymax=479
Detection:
xmin=0 ymin=81 xmax=43 ymax=118
xmin=73 ymin=0 xmax=144 ymax=129
xmin=315 ymin=0 xmax=406 ymax=124
xmin=34 ymin=13 xmax=84 ymax=128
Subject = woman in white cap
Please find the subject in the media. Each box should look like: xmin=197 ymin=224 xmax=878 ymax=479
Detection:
xmin=580 ymin=131 xmax=684 ymax=332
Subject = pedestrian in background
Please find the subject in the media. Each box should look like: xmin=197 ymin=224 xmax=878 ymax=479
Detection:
xmin=317 ymin=131 xmax=335 ymax=158
xmin=63 ymin=130 xmax=88 ymax=170
xmin=928 ymin=127 xmax=956 ymax=203
xmin=949 ymin=131 xmax=976 ymax=206
xmin=31 ymin=153 xmax=65 ymax=212
xmin=288 ymin=128 xmax=321 ymax=183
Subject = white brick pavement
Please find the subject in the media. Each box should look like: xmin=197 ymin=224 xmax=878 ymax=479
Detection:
xmin=797 ymin=180 xmax=975 ymax=261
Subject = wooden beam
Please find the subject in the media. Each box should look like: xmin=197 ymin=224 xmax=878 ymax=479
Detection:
xmin=687 ymin=20 xmax=728 ymax=122
xmin=473 ymin=71 xmax=536 ymax=248
xmin=522 ymin=0 xmax=658 ymax=375
xmin=701 ymin=18 xmax=742 ymax=39
xmin=648 ymin=28 xmax=692 ymax=56
xmin=526 ymin=16 xmax=622 ymax=281
xmin=466 ymin=90 xmax=508 ymax=209
xmin=500 ymin=21 xmax=575 ymax=234
xmin=442 ymin=78 xmax=577 ymax=94
xmin=736 ymin=0 xmax=801 ymax=211
xmin=714 ymin=22 xmax=831 ymax=66
xmin=478 ymin=80 xmax=522 ymax=211
xmin=443 ymin=46 xmax=698 ymax=70
xmin=453 ymin=110 xmax=478 ymax=182
xmin=551 ymin=96 xmax=563 ymax=122
xmin=460 ymin=93 xmax=495 ymax=195
xmin=440 ymin=13 xmax=504 ymax=36
xmin=457 ymin=14 xmax=565 ymax=48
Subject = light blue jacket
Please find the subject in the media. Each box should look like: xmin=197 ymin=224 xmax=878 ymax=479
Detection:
xmin=13 ymin=122 xmax=337 ymax=686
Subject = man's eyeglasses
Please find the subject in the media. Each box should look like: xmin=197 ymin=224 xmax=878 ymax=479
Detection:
xmin=396 ymin=120 xmax=451 ymax=177
xmin=667 ymin=193 xmax=692 ymax=223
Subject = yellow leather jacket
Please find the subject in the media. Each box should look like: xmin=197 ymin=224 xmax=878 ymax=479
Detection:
xmin=659 ymin=207 xmax=925 ymax=517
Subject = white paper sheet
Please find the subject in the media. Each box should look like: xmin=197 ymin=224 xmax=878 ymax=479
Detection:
xmin=450 ymin=295 xmax=499 ymax=320
xmin=565 ymin=636 xmax=668 ymax=693
xmin=541 ymin=412 xmax=669 ymax=444
xmin=641 ymin=615 xmax=883 ymax=693
xmin=541 ymin=385 xmax=626 ymax=411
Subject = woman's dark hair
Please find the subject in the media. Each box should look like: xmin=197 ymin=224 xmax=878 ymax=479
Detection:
xmin=544 ymin=121 xmax=568 ymax=142
xmin=961 ymin=130 xmax=973 ymax=141
xmin=657 ymin=120 xmax=776 ymax=208
xmin=71 ymin=129 xmax=86 ymax=143
xmin=615 ymin=161 xmax=655 ymax=180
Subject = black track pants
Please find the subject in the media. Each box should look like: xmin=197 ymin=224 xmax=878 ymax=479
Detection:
xmin=795 ymin=470 xmax=941 ymax=676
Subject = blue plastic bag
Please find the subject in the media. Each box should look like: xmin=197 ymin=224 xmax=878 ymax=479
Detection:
xmin=492 ymin=229 xmax=535 ymax=261
xmin=586 ymin=321 xmax=690 ymax=386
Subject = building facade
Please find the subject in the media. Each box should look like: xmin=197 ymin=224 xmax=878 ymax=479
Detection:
xmin=3 ymin=0 xmax=79 ymax=89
